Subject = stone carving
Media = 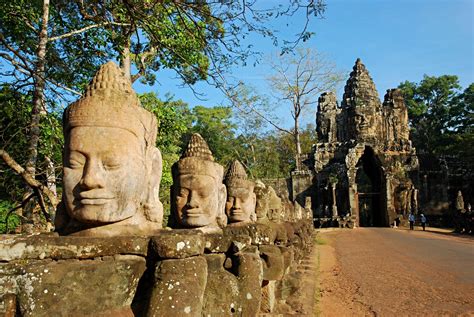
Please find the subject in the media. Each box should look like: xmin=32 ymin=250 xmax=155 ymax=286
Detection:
xmin=224 ymin=160 xmax=256 ymax=225
xmin=316 ymin=92 xmax=339 ymax=143
xmin=313 ymin=58 xmax=419 ymax=227
xmin=383 ymin=89 xmax=410 ymax=144
xmin=55 ymin=61 xmax=163 ymax=236
xmin=341 ymin=58 xmax=382 ymax=142
xmin=0 ymin=220 xmax=314 ymax=316
xmin=255 ymin=180 xmax=270 ymax=222
xmin=171 ymin=133 xmax=227 ymax=232
xmin=455 ymin=190 xmax=465 ymax=213
xmin=254 ymin=181 xmax=283 ymax=223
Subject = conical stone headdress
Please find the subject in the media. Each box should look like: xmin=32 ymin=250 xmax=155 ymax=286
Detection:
xmin=63 ymin=61 xmax=157 ymax=146
xmin=224 ymin=160 xmax=254 ymax=189
xmin=174 ymin=133 xmax=223 ymax=180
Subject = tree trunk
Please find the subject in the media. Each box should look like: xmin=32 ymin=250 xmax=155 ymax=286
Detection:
xmin=120 ymin=38 xmax=131 ymax=81
xmin=294 ymin=115 xmax=301 ymax=169
xmin=23 ymin=0 xmax=50 ymax=228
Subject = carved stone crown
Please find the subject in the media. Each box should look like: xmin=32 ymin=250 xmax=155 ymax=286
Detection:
xmin=63 ymin=61 xmax=157 ymax=147
xmin=225 ymin=160 xmax=254 ymax=189
xmin=181 ymin=133 xmax=214 ymax=161
xmin=174 ymin=133 xmax=223 ymax=180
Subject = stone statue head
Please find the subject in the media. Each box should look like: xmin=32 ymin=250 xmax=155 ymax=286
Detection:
xmin=254 ymin=180 xmax=269 ymax=222
xmin=224 ymin=160 xmax=256 ymax=224
xmin=171 ymin=133 xmax=227 ymax=230
xmin=56 ymin=62 xmax=163 ymax=236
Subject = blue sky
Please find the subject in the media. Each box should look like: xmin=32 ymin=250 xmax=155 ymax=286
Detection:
xmin=135 ymin=0 xmax=474 ymax=130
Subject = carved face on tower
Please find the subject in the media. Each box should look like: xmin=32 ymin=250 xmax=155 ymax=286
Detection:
xmin=172 ymin=134 xmax=227 ymax=229
xmin=224 ymin=160 xmax=256 ymax=224
xmin=57 ymin=62 xmax=163 ymax=236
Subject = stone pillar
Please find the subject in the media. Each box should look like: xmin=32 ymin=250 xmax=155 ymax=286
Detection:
xmin=331 ymin=183 xmax=338 ymax=217
xmin=385 ymin=174 xmax=396 ymax=225
xmin=147 ymin=256 xmax=208 ymax=316
xmin=347 ymin=168 xmax=359 ymax=222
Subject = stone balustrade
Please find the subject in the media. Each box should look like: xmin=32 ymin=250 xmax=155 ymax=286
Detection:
xmin=0 ymin=220 xmax=313 ymax=316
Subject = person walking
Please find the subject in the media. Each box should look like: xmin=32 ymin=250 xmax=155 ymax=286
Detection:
xmin=420 ymin=213 xmax=426 ymax=231
xmin=409 ymin=212 xmax=415 ymax=230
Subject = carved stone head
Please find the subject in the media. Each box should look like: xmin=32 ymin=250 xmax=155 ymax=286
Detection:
xmin=224 ymin=160 xmax=256 ymax=224
xmin=57 ymin=62 xmax=163 ymax=236
xmin=171 ymin=133 xmax=227 ymax=230
xmin=254 ymin=180 xmax=269 ymax=222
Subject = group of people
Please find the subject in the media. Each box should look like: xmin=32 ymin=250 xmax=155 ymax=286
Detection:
xmin=408 ymin=212 xmax=427 ymax=231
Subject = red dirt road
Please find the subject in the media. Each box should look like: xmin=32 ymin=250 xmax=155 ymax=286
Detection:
xmin=316 ymin=228 xmax=474 ymax=316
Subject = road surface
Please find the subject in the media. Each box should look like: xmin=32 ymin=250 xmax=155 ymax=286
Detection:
xmin=316 ymin=227 xmax=474 ymax=316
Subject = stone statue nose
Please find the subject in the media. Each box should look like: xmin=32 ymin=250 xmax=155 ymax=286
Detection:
xmin=188 ymin=192 xmax=199 ymax=208
xmin=80 ymin=159 xmax=106 ymax=189
xmin=233 ymin=198 xmax=241 ymax=209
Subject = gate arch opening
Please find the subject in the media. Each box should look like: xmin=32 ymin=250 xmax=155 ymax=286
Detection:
xmin=356 ymin=146 xmax=385 ymax=226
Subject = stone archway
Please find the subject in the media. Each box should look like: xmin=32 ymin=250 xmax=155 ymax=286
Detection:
xmin=355 ymin=146 xmax=386 ymax=226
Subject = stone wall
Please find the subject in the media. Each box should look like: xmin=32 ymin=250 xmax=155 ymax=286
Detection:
xmin=418 ymin=154 xmax=473 ymax=225
xmin=0 ymin=220 xmax=313 ymax=316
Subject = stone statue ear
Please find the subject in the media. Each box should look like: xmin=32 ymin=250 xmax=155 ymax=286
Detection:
xmin=143 ymin=147 xmax=163 ymax=225
xmin=250 ymin=192 xmax=257 ymax=222
xmin=216 ymin=183 xmax=228 ymax=228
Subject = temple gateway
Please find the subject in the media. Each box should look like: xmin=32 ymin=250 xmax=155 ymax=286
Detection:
xmin=295 ymin=59 xmax=420 ymax=227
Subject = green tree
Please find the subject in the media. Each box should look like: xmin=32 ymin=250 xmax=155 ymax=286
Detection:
xmin=398 ymin=75 xmax=472 ymax=157
xmin=1 ymin=0 xmax=326 ymax=231
xmin=190 ymin=106 xmax=237 ymax=165
xmin=0 ymin=85 xmax=62 ymax=232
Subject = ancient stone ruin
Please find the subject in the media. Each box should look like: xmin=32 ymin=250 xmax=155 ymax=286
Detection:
xmin=312 ymin=58 xmax=419 ymax=227
xmin=264 ymin=59 xmax=420 ymax=228
xmin=0 ymin=62 xmax=314 ymax=316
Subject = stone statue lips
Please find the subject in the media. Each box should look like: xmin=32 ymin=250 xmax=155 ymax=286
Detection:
xmin=78 ymin=190 xmax=114 ymax=205
xmin=230 ymin=208 xmax=244 ymax=217
xmin=183 ymin=207 xmax=204 ymax=217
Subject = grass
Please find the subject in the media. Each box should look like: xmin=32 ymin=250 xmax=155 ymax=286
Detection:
xmin=315 ymin=236 xmax=327 ymax=245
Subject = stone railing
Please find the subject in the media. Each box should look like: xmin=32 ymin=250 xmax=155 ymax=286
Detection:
xmin=0 ymin=220 xmax=313 ymax=316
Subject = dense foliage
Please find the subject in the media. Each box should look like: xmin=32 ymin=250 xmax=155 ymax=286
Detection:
xmin=398 ymin=76 xmax=473 ymax=168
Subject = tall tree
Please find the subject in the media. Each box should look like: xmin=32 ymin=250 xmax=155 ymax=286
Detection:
xmin=190 ymin=105 xmax=237 ymax=164
xmin=233 ymin=48 xmax=343 ymax=168
xmin=0 ymin=0 xmax=326 ymax=230
xmin=398 ymin=75 xmax=472 ymax=156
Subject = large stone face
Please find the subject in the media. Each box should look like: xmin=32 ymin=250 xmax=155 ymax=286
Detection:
xmin=341 ymin=58 xmax=383 ymax=142
xmin=56 ymin=61 xmax=163 ymax=237
xmin=224 ymin=160 xmax=256 ymax=225
xmin=316 ymin=92 xmax=339 ymax=143
xmin=171 ymin=133 xmax=227 ymax=232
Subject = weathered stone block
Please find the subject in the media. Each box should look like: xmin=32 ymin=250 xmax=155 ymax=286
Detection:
xmin=259 ymin=245 xmax=284 ymax=281
xmin=0 ymin=234 xmax=150 ymax=261
xmin=147 ymin=256 xmax=207 ymax=317
xmin=1 ymin=255 xmax=145 ymax=317
xmin=224 ymin=223 xmax=277 ymax=245
xmin=203 ymin=233 xmax=232 ymax=253
xmin=151 ymin=230 xmax=204 ymax=259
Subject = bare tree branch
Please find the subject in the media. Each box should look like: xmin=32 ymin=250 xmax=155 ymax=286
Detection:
xmin=0 ymin=149 xmax=59 ymax=209
xmin=48 ymin=21 xmax=131 ymax=42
